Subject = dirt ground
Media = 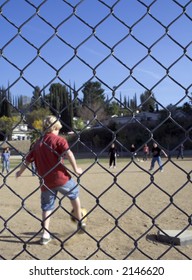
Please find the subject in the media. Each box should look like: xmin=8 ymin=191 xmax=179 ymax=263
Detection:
xmin=0 ymin=157 xmax=192 ymax=260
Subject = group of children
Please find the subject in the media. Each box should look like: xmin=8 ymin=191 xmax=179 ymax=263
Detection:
xmin=108 ymin=142 xmax=169 ymax=172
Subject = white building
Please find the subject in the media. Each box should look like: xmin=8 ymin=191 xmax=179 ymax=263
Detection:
xmin=12 ymin=123 xmax=30 ymax=140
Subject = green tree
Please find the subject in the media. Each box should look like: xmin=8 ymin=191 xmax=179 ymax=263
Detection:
xmin=82 ymin=81 xmax=105 ymax=106
xmin=182 ymin=102 xmax=192 ymax=114
xmin=130 ymin=93 xmax=138 ymax=111
xmin=79 ymin=81 xmax=106 ymax=125
xmin=26 ymin=107 xmax=52 ymax=129
xmin=46 ymin=83 xmax=73 ymax=132
xmin=140 ymin=90 xmax=156 ymax=112
xmin=30 ymin=86 xmax=42 ymax=111
xmin=69 ymin=82 xmax=79 ymax=118
xmin=106 ymin=101 xmax=121 ymax=116
xmin=0 ymin=87 xmax=12 ymax=118
xmin=0 ymin=116 xmax=18 ymax=140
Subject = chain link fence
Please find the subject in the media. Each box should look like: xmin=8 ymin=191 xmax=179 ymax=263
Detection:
xmin=0 ymin=0 xmax=192 ymax=259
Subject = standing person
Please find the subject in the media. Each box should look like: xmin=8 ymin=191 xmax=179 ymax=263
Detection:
xmin=1 ymin=147 xmax=10 ymax=174
xmin=130 ymin=144 xmax=136 ymax=159
xmin=16 ymin=115 xmax=85 ymax=245
xmin=177 ymin=144 xmax=184 ymax=159
xmin=108 ymin=143 xmax=118 ymax=168
xmin=143 ymin=143 xmax=149 ymax=161
xmin=149 ymin=142 xmax=168 ymax=172
xmin=130 ymin=144 xmax=139 ymax=161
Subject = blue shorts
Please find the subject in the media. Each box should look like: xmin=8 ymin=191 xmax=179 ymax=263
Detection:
xmin=41 ymin=178 xmax=79 ymax=211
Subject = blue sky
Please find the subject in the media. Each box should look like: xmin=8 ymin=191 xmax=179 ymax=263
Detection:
xmin=0 ymin=0 xmax=191 ymax=108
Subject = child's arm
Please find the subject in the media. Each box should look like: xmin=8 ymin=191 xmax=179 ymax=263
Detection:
xmin=66 ymin=149 xmax=83 ymax=175
xmin=161 ymin=149 xmax=168 ymax=157
xmin=16 ymin=161 xmax=30 ymax=177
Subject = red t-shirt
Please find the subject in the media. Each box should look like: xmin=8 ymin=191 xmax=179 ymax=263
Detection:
xmin=26 ymin=133 xmax=71 ymax=191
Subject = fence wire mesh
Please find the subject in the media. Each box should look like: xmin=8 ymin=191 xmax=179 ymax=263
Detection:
xmin=0 ymin=0 xmax=192 ymax=259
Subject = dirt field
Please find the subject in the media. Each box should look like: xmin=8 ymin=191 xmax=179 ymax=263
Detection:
xmin=0 ymin=157 xmax=192 ymax=260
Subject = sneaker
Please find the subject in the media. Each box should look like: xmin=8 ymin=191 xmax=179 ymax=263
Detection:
xmin=40 ymin=236 xmax=52 ymax=245
xmin=160 ymin=169 xmax=163 ymax=172
xmin=77 ymin=222 xmax=86 ymax=234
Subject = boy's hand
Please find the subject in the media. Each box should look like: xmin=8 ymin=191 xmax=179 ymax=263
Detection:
xmin=75 ymin=167 xmax=83 ymax=175
xmin=16 ymin=170 xmax=21 ymax=178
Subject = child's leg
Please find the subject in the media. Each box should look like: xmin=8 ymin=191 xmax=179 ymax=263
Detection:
xmin=71 ymin=197 xmax=86 ymax=232
xmin=70 ymin=197 xmax=82 ymax=221
xmin=150 ymin=157 xmax=155 ymax=170
xmin=6 ymin=161 xmax=10 ymax=173
xmin=57 ymin=179 xmax=86 ymax=231
xmin=42 ymin=210 xmax=52 ymax=238
xmin=41 ymin=189 xmax=57 ymax=240
xmin=109 ymin=157 xmax=113 ymax=167
xmin=157 ymin=156 xmax=163 ymax=170
xmin=2 ymin=161 xmax=5 ymax=173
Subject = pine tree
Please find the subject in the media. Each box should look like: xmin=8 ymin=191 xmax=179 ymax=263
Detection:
xmin=0 ymin=87 xmax=11 ymax=118
xmin=140 ymin=90 xmax=155 ymax=112
xmin=46 ymin=83 xmax=72 ymax=132
xmin=82 ymin=81 xmax=105 ymax=106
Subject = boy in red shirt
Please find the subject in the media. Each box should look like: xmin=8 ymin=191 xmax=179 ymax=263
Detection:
xmin=16 ymin=115 xmax=85 ymax=245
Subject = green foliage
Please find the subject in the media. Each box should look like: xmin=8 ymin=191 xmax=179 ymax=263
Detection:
xmin=1 ymin=81 xmax=192 ymax=152
xmin=79 ymin=127 xmax=113 ymax=149
xmin=26 ymin=107 xmax=52 ymax=128
xmin=0 ymin=87 xmax=12 ymax=118
xmin=82 ymin=81 xmax=105 ymax=106
xmin=29 ymin=130 xmax=42 ymax=144
xmin=182 ymin=102 xmax=192 ymax=114
xmin=140 ymin=90 xmax=156 ymax=112
xmin=73 ymin=118 xmax=85 ymax=130
xmin=106 ymin=101 xmax=121 ymax=116
xmin=45 ymin=83 xmax=73 ymax=132
xmin=30 ymin=86 xmax=43 ymax=110
xmin=0 ymin=116 xmax=19 ymax=140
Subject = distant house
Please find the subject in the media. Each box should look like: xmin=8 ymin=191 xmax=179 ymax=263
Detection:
xmin=12 ymin=123 xmax=30 ymax=140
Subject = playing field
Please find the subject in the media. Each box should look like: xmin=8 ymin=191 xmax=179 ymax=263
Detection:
xmin=0 ymin=157 xmax=192 ymax=260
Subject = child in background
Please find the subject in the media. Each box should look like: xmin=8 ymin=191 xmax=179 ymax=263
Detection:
xmin=1 ymin=147 xmax=10 ymax=174
xmin=108 ymin=143 xmax=118 ymax=168
xmin=149 ymin=142 xmax=168 ymax=172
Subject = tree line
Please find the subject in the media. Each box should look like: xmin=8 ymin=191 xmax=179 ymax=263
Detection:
xmin=0 ymin=81 xmax=156 ymax=132
xmin=0 ymin=81 xmax=192 ymax=151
